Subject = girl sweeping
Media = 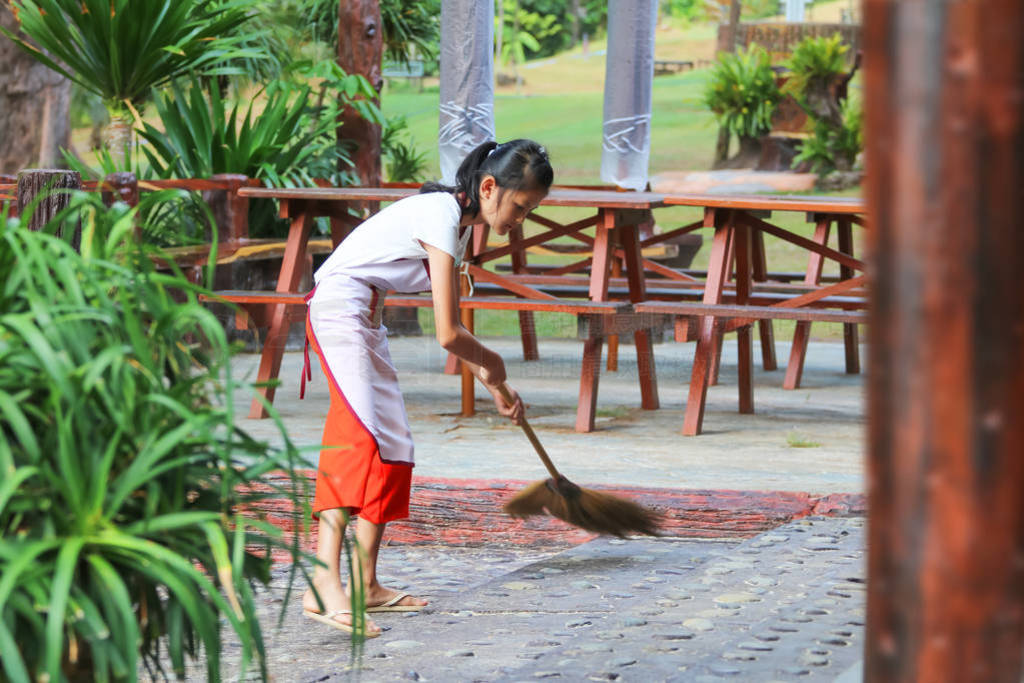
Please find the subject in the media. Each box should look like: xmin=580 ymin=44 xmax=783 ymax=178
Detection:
xmin=302 ymin=139 xmax=554 ymax=636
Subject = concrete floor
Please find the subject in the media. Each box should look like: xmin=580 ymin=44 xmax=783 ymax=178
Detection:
xmin=231 ymin=333 xmax=865 ymax=496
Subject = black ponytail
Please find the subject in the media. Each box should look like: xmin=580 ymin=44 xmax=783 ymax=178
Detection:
xmin=420 ymin=139 xmax=554 ymax=219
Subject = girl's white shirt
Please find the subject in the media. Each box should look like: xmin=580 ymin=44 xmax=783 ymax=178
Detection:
xmin=307 ymin=191 xmax=471 ymax=466
xmin=313 ymin=191 xmax=469 ymax=294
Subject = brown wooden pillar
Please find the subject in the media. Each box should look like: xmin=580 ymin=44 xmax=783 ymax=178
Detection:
xmin=863 ymin=1 xmax=1024 ymax=681
xmin=337 ymin=0 xmax=383 ymax=186
xmin=16 ymin=169 xmax=81 ymax=248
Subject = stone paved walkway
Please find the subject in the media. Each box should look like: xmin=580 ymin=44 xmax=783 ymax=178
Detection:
xmin=161 ymin=517 xmax=864 ymax=682
xmin=175 ymin=336 xmax=872 ymax=681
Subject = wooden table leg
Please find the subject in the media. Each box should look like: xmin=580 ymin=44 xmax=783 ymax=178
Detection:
xmin=250 ymin=201 xmax=314 ymax=418
xmin=510 ymin=224 xmax=539 ymax=362
xmin=837 ymin=216 xmax=860 ymax=374
xmin=734 ymin=219 xmax=754 ymax=414
xmin=708 ymin=225 xmax=735 ymax=387
xmin=620 ymin=223 xmax=659 ymax=410
xmin=783 ymin=216 xmax=832 ymax=390
xmin=607 ymin=252 xmax=622 ymax=372
xmin=576 ymin=209 xmax=615 ymax=432
xmin=460 ymin=303 xmax=475 ymax=417
xmin=751 ymin=227 xmax=778 ymax=371
xmin=683 ymin=210 xmax=734 ymax=436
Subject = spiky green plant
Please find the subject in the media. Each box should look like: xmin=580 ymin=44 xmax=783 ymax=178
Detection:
xmin=785 ymin=33 xmax=849 ymax=100
xmin=704 ymin=45 xmax=782 ymax=141
xmin=382 ymin=116 xmax=429 ymax=183
xmin=0 ymin=192 xmax=317 ymax=681
xmin=135 ymin=72 xmax=380 ymax=238
xmin=2 ymin=0 xmax=261 ymax=161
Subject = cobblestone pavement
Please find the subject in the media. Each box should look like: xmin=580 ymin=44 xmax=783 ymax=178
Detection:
xmin=165 ymin=517 xmax=865 ymax=682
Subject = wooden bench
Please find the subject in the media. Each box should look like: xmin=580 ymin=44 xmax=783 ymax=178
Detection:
xmin=654 ymin=59 xmax=696 ymax=75
xmin=200 ymin=289 xmax=639 ymax=428
xmin=633 ymin=301 xmax=868 ymax=326
xmin=634 ymin=299 xmax=868 ymax=435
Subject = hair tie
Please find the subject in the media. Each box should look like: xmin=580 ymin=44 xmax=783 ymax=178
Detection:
xmin=486 ymin=143 xmax=501 ymax=159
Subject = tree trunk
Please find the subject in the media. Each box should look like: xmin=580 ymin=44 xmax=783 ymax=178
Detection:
xmin=569 ymin=0 xmax=580 ymax=48
xmin=496 ymin=0 xmax=505 ymax=67
xmin=102 ymin=113 xmax=133 ymax=169
xmin=0 ymin=6 xmax=71 ymax=173
xmin=863 ymin=0 xmax=1024 ymax=680
xmin=513 ymin=1 xmax=522 ymax=92
xmin=17 ymin=169 xmax=82 ymax=249
xmin=712 ymin=0 xmax=743 ymax=167
xmin=337 ymin=0 xmax=383 ymax=186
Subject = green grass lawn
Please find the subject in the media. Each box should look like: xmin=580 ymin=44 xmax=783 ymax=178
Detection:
xmin=384 ymin=68 xmax=717 ymax=185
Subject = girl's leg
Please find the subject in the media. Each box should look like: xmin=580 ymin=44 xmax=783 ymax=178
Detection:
xmin=303 ymin=508 xmax=382 ymax=635
xmin=353 ymin=517 xmax=429 ymax=609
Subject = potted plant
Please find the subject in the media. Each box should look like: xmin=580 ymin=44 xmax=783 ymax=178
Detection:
xmin=704 ymin=45 xmax=782 ymax=169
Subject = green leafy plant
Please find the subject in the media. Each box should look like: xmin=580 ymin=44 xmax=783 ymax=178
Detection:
xmin=704 ymin=45 xmax=781 ymax=141
xmin=382 ymin=116 xmax=429 ymax=183
xmin=2 ymin=0 xmax=261 ymax=159
xmin=0 ymin=192 xmax=317 ymax=681
xmin=784 ymin=33 xmax=849 ymax=121
xmin=299 ymin=0 xmax=440 ymax=65
xmin=136 ymin=72 xmax=379 ymax=238
xmin=496 ymin=1 xmax=561 ymax=85
xmin=793 ymin=92 xmax=863 ymax=174
xmin=785 ymin=34 xmax=862 ymax=176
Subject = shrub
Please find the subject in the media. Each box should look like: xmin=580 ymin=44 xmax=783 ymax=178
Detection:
xmin=704 ymin=45 xmax=782 ymax=141
xmin=382 ymin=116 xmax=429 ymax=183
xmin=0 ymin=193 xmax=310 ymax=681
xmin=784 ymin=34 xmax=862 ymax=175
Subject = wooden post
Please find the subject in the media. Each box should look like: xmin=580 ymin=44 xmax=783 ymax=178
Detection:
xmin=205 ymin=173 xmax=250 ymax=245
xmin=101 ymin=172 xmax=140 ymax=242
xmin=337 ymin=0 xmax=382 ymax=186
xmin=16 ymin=169 xmax=81 ymax=248
xmin=863 ymin=1 xmax=1024 ymax=681
xmin=713 ymin=0 xmax=742 ymax=166
xmin=100 ymin=172 xmax=138 ymax=208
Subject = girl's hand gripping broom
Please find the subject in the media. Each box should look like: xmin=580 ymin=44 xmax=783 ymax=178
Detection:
xmin=498 ymin=385 xmax=661 ymax=538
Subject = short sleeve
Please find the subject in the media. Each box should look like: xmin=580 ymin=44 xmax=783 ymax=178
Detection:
xmin=411 ymin=193 xmax=462 ymax=259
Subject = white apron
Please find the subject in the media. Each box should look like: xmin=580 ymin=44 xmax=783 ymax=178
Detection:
xmin=307 ymin=273 xmax=417 ymax=465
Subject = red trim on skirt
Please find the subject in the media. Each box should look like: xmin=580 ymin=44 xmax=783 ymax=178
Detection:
xmin=305 ymin=314 xmax=412 ymax=524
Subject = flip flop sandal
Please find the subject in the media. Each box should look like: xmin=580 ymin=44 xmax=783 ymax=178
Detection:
xmin=303 ymin=609 xmax=381 ymax=637
xmin=365 ymin=592 xmax=425 ymax=613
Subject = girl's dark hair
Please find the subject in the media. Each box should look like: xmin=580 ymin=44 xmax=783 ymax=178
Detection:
xmin=420 ymin=139 xmax=554 ymax=218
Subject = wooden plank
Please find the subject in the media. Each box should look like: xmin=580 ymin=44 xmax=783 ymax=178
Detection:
xmin=751 ymin=227 xmax=778 ymax=371
xmin=864 ymin=2 xmax=1024 ymax=680
xmin=240 ymin=186 xmax=668 ymax=209
xmin=734 ymin=222 xmax=753 ymax=414
xmin=634 ymin=302 xmax=868 ymax=324
xmin=664 ymin=193 xmax=864 ymax=214
xmin=683 ymin=217 xmax=733 ymax=436
xmin=621 ymin=224 xmax=659 ymax=410
xmin=837 ymin=217 xmax=861 ymax=374
xmin=249 ymin=209 xmax=314 ymax=418
xmin=203 ymin=291 xmax=628 ymax=315
xmin=784 ymin=217 xmax=833 ymax=390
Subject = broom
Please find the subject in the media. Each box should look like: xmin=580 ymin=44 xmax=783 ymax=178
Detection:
xmin=498 ymin=385 xmax=662 ymax=538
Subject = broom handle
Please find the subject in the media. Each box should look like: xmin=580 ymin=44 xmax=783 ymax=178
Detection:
xmin=497 ymin=384 xmax=562 ymax=480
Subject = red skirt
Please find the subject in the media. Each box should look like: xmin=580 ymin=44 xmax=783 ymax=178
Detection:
xmin=306 ymin=316 xmax=412 ymax=524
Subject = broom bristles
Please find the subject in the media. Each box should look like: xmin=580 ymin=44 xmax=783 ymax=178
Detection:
xmin=504 ymin=477 xmax=662 ymax=538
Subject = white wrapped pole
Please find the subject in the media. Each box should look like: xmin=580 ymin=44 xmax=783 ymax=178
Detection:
xmin=438 ymin=0 xmax=495 ymax=184
xmin=601 ymin=0 xmax=658 ymax=191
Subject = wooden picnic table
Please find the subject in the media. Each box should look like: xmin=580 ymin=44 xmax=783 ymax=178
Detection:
xmin=233 ymin=185 xmax=668 ymax=431
xmin=655 ymin=193 xmax=867 ymax=435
